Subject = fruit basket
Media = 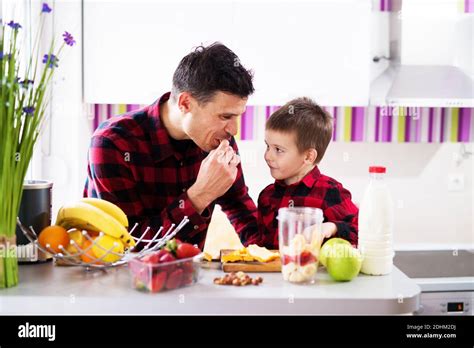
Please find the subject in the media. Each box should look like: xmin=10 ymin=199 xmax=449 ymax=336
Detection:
xmin=16 ymin=216 xmax=190 ymax=270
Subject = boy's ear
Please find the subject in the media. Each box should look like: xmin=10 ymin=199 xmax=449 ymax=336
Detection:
xmin=305 ymin=148 xmax=318 ymax=164
xmin=177 ymin=92 xmax=193 ymax=114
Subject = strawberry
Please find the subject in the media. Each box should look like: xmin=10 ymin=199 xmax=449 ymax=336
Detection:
xmin=282 ymin=254 xmax=293 ymax=265
xmin=180 ymin=260 xmax=194 ymax=274
xmin=176 ymin=243 xmax=201 ymax=259
xmin=141 ymin=249 xmax=170 ymax=264
xmin=299 ymin=251 xmax=316 ymax=266
xmin=149 ymin=271 xmax=167 ymax=293
xmin=159 ymin=250 xmax=176 ymax=263
xmin=181 ymin=271 xmax=194 ymax=286
xmin=166 ymin=269 xmax=184 ymax=290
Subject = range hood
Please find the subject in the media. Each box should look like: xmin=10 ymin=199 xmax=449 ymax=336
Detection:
xmin=370 ymin=0 xmax=474 ymax=108
xmin=371 ymin=65 xmax=474 ymax=107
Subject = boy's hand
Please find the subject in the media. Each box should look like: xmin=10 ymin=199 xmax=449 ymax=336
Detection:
xmin=321 ymin=222 xmax=337 ymax=239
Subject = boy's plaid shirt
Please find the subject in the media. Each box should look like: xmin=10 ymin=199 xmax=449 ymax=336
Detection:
xmin=253 ymin=166 xmax=359 ymax=249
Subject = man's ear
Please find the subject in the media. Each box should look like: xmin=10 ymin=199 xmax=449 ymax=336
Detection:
xmin=177 ymin=92 xmax=193 ymax=114
xmin=305 ymin=148 xmax=318 ymax=164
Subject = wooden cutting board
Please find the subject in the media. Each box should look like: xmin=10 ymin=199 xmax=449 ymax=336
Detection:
xmin=220 ymin=249 xmax=281 ymax=273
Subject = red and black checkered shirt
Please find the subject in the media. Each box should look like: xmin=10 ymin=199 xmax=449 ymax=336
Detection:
xmin=83 ymin=92 xmax=258 ymax=249
xmin=253 ymin=166 xmax=359 ymax=249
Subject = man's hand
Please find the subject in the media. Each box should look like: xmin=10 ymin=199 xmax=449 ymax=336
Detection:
xmin=187 ymin=140 xmax=240 ymax=214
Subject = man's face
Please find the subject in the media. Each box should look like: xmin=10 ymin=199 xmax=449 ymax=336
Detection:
xmin=264 ymin=129 xmax=311 ymax=183
xmin=181 ymin=91 xmax=247 ymax=152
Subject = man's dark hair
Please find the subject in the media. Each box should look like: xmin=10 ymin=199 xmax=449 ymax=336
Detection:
xmin=266 ymin=97 xmax=333 ymax=164
xmin=171 ymin=42 xmax=254 ymax=104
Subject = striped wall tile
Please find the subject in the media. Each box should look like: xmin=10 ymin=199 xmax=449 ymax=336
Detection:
xmin=373 ymin=0 xmax=473 ymax=13
xmin=90 ymin=104 xmax=144 ymax=131
xmin=89 ymin=103 xmax=473 ymax=143
xmin=373 ymin=0 xmax=402 ymax=12
xmin=462 ymin=0 xmax=474 ymax=12
xmin=89 ymin=103 xmax=258 ymax=140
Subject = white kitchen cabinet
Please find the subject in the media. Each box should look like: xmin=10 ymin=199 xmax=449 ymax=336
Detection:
xmin=84 ymin=0 xmax=371 ymax=105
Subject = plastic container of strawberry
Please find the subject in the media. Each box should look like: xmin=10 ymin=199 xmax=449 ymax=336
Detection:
xmin=128 ymin=253 xmax=203 ymax=293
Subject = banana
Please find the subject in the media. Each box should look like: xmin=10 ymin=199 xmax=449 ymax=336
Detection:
xmin=80 ymin=198 xmax=129 ymax=228
xmin=56 ymin=202 xmax=135 ymax=248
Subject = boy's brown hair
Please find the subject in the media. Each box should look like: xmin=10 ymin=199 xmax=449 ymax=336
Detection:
xmin=266 ymin=97 xmax=333 ymax=164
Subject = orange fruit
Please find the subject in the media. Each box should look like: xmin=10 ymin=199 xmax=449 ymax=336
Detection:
xmin=80 ymin=238 xmax=102 ymax=264
xmin=38 ymin=225 xmax=70 ymax=253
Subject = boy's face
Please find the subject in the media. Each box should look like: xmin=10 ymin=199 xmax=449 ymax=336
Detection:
xmin=264 ymin=129 xmax=316 ymax=185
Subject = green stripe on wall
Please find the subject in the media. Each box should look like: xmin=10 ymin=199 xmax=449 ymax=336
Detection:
xmin=398 ymin=107 xmax=405 ymax=142
xmin=344 ymin=107 xmax=352 ymax=142
xmin=451 ymin=108 xmax=459 ymax=142
xmin=118 ymin=104 xmax=127 ymax=114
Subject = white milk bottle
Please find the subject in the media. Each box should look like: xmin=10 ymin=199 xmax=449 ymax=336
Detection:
xmin=359 ymin=166 xmax=395 ymax=275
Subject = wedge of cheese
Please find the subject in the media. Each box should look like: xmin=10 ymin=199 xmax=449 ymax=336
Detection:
xmin=247 ymin=244 xmax=280 ymax=262
xmin=221 ymin=248 xmax=249 ymax=263
xmin=203 ymin=205 xmax=245 ymax=260
xmin=221 ymin=245 xmax=280 ymax=263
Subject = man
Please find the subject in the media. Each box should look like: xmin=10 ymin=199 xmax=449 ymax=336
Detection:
xmin=84 ymin=43 xmax=258 ymax=249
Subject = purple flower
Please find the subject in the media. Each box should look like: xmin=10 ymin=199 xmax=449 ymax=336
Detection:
xmin=0 ymin=52 xmax=12 ymax=60
xmin=20 ymin=79 xmax=34 ymax=88
xmin=42 ymin=54 xmax=59 ymax=68
xmin=7 ymin=21 xmax=22 ymax=30
xmin=63 ymin=31 xmax=76 ymax=46
xmin=42 ymin=3 xmax=52 ymax=13
xmin=23 ymin=106 xmax=35 ymax=115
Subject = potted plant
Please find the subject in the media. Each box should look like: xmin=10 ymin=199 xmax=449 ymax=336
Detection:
xmin=0 ymin=3 xmax=75 ymax=288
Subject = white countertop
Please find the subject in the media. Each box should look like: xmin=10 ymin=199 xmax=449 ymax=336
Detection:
xmin=0 ymin=262 xmax=420 ymax=315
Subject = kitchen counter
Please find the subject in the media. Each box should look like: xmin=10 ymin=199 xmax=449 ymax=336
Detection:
xmin=0 ymin=262 xmax=420 ymax=315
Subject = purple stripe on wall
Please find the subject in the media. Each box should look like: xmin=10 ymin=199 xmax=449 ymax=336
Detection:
xmin=405 ymin=108 xmax=411 ymax=142
xmin=240 ymin=109 xmax=247 ymax=140
xmin=375 ymin=107 xmax=380 ymax=142
xmin=94 ymin=104 xmax=99 ymax=130
xmin=333 ymin=107 xmax=338 ymax=141
xmin=387 ymin=0 xmax=392 ymax=11
xmin=351 ymin=107 xmax=364 ymax=141
xmin=106 ymin=104 xmax=112 ymax=119
xmin=241 ymin=106 xmax=255 ymax=140
xmin=428 ymin=108 xmax=434 ymax=143
xmin=387 ymin=111 xmax=393 ymax=142
xmin=381 ymin=0 xmax=385 ymax=11
xmin=265 ymin=106 xmax=271 ymax=120
xmin=126 ymin=104 xmax=140 ymax=112
xmin=440 ymin=108 xmax=446 ymax=142
xmin=381 ymin=111 xmax=392 ymax=142
xmin=458 ymin=108 xmax=472 ymax=142
xmin=466 ymin=0 xmax=474 ymax=13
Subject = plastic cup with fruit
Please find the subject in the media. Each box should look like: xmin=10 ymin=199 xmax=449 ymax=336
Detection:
xmin=277 ymin=207 xmax=324 ymax=284
xmin=128 ymin=238 xmax=203 ymax=293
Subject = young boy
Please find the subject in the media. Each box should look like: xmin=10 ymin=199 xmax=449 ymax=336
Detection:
xmin=253 ymin=97 xmax=358 ymax=250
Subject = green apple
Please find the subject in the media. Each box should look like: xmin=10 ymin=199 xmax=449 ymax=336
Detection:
xmin=326 ymin=244 xmax=362 ymax=282
xmin=319 ymin=238 xmax=351 ymax=267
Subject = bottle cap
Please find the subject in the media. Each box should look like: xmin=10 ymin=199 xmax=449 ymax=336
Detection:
xmin=369 ymin=166 xmax=386 ymax=173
